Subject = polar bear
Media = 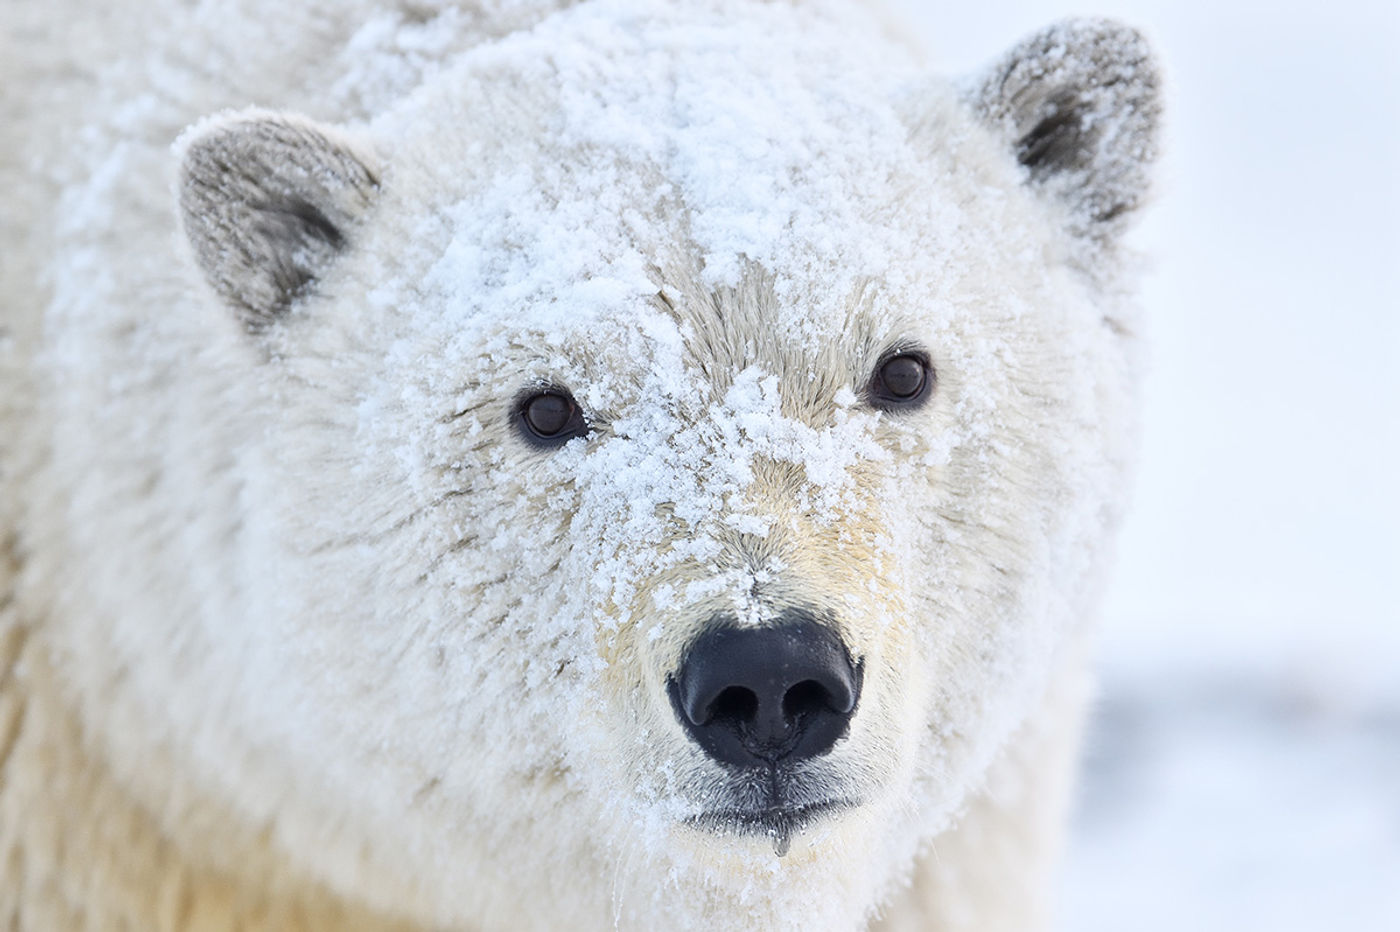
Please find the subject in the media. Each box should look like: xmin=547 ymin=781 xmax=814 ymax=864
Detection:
xmin=0 ymin=0 xmax=1161 ymax=929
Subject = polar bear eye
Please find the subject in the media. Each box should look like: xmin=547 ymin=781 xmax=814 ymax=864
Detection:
xmin=517 ymin=388 xmax=588 ymax=447
xmin=868 ymin=352 xmax=933 ymax=410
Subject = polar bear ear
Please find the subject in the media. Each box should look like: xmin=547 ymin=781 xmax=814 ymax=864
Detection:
xmin=177 ymin=111 xmax=380 ymax=330
xmin=970 ymin=19 xmax=1162 ymax=244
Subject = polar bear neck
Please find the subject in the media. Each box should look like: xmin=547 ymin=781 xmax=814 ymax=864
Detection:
xmin=0 ymin=615 xmax=414 ymax=931
xmin=0 ymin=662 xmax=407 ymax=932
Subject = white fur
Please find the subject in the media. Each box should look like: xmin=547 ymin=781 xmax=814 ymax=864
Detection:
xmin=0 ymin=1 xmax=1160 ymax=929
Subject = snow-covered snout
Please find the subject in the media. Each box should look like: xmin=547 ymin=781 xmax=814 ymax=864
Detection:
xmin=559 ymin=348 xmax=935 ymax=858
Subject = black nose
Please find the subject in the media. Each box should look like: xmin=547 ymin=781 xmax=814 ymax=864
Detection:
xmin=667 ymin=614 xmax=862 ymax=767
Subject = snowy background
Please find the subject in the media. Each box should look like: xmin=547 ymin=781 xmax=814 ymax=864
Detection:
xmin=890 ymin=0 xmax=1400 ymax=928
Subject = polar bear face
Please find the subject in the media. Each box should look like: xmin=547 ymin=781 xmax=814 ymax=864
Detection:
xmin=149 ymin=7 xmax=1157 ymax=928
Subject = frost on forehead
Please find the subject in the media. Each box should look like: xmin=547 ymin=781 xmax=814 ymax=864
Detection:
xmin=389 ymin=0 xmax=932 ymax=346
xmin=415 ymin=160 xmax=661 ymax=335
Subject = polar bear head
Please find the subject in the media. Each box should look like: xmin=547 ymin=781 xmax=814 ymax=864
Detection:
xmin=83 ymin=6 xmax=1159 ymax=929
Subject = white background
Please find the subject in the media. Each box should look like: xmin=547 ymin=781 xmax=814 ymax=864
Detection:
xmin=891 ymin=1 xmax=1399 ymax=928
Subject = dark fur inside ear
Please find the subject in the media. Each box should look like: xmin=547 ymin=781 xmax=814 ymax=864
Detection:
xmin=177 ymin=111 xmax=379 ymax=330
xmin=972 ymin=19 xmax=1162 ymax=241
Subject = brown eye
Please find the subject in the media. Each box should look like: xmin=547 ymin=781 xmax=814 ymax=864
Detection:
xmin=868 ymin=351 xmax=933 ymax=410
xmin=517 ymin=388 xmax=588 ymax=447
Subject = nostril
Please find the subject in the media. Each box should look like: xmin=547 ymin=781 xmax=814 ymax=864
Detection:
xmin=668 ymin=614 xmax=863 ymax=767
xmin=708 ymin=686 xmax=758 ymax=727
xmin=781 ymin=679 xmax=830 ymax=720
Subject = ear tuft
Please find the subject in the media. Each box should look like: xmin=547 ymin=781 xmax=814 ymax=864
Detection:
xmin=176 ymin=110 xmax=379 ymax=330
xmin=971 ymin=19 xmax=1162 ymax=242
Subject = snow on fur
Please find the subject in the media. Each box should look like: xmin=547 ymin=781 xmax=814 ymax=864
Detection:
xmin=0 ymin=1 xmax=1160 ymax=929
